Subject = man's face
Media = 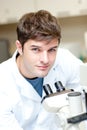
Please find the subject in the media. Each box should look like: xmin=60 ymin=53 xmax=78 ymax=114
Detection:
xmin=16 ymin=39 xmax=58 ymax=78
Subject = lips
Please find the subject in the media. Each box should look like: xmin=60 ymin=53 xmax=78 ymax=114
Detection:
xmin=37 ymin=65 xmax=49 ymax=70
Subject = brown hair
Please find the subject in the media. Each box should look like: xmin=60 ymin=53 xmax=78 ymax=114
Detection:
xmin=16 ymin=10 xmax=61 ymax=47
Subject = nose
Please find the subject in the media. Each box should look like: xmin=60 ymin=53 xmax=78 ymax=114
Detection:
xmin=40 ymin=51 xmax=49 ymax=64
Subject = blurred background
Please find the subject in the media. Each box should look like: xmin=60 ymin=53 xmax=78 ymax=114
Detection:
xmin=0 ymin=0 xmax=87 ymax=63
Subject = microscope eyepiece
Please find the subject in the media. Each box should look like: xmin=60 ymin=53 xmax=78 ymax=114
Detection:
xmin=43 ymin=84 xmax=53 ymax=96
xmin=54 ymin=81 xmax=65 ymax=92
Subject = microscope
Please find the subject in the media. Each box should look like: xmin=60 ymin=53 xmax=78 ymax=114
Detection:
xmin=41 ymin=81 xmax=87 ymax=130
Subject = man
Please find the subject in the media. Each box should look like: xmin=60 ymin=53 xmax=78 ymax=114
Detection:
xmin=0 ymin=10 xmax=83 ymax=130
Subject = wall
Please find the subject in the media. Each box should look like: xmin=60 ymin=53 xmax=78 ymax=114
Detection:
xmin=0 ymin=23 xmax=17 ymax=55
xmin=59 ymin=15 xmax=87 ymax=44
xmin=58 ymin=15 xmax=87 ymax=58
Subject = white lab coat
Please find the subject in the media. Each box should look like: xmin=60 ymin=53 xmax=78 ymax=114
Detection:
xmin=0 ymin=48 xmax=83 ymax=130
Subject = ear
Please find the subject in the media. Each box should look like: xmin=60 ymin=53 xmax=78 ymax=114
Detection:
xmin=16 ymin=40 xmax=23 ymax=55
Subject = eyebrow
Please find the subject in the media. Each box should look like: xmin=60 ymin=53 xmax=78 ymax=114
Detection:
xmin=30 ymin=45 xmax=41 ymax=48
xmin=30 ymin=45 xmax=58 ymax=48
xmin=48 ymin=46 xmax=58 ymax=50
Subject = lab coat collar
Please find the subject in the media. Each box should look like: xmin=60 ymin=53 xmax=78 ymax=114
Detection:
xmin=11 ymin=51 xmax=42 ymax=102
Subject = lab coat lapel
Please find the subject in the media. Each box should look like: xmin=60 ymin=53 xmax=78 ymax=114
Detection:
xmin=10 ymin=53 xmax=41 ymax=102
xmin=43 ymin=65 xmax=57 ymax=85
xmin=11 ymin=61 xmax=41 ymax=102
xmin=16 ymin=76 xmax=42 ymax=102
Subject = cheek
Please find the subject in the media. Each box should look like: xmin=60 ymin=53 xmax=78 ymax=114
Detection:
xmin=50 ymin=54 xmax=56 ymax=62
xmin=24 ymin=54 xmax=38 ymax=65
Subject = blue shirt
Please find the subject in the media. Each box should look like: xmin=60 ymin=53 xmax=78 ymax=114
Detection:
xmin=26 ymin=77 xmax=43 ymax=97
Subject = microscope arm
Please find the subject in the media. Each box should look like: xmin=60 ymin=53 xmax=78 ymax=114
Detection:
xmin=67 ymin=112 xmax=87 ymax=124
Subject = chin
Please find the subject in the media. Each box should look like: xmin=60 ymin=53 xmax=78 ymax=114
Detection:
xmin=38 ymin=72 xmax=48 ymax=78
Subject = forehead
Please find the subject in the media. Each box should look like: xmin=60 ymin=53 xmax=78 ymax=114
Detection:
xmin=25 ymin=39 xmax=58 ymax=48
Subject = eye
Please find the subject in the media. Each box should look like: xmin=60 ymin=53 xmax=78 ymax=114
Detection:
xmin=31 ymin=48 xmax=40 ymax=52
xmin=48 ymin=47 xmax=58 ymax=53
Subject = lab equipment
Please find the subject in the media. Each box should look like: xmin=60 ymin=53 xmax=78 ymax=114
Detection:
xmin=42 ymin=81 xmax=87 ymax=130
